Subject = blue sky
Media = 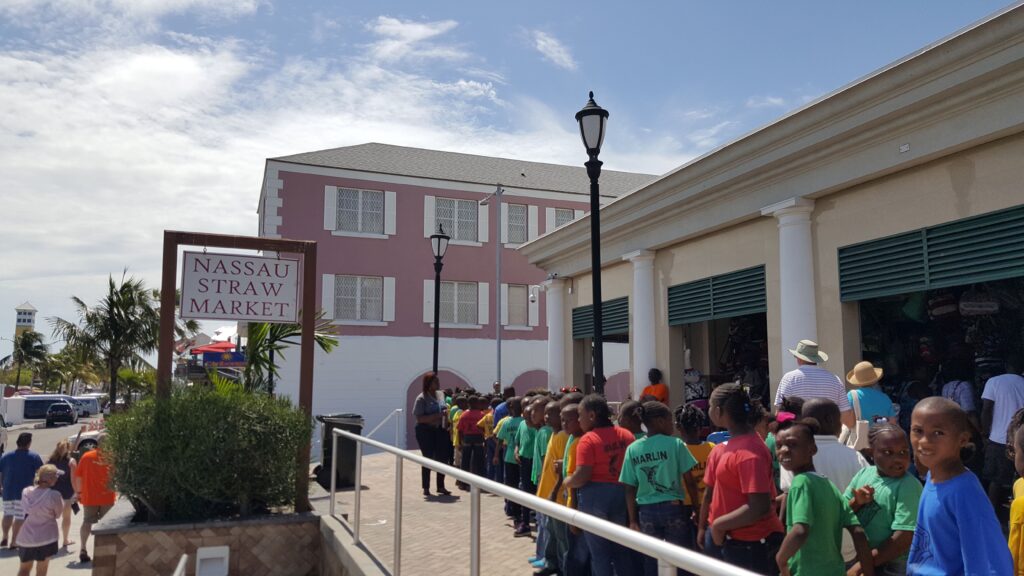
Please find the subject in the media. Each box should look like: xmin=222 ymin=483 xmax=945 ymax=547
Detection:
xmin=0 ymin=0 xmax=1015 ymax=360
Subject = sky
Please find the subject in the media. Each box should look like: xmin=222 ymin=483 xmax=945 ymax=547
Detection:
xmin=0 ymin=0 xmax=1017 ymax=360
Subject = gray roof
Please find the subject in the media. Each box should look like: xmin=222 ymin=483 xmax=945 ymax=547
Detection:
xmin=16 ymin=301 xmax=36 ymax=312
xmin=272 ymin=143 xmax=658 ymax=197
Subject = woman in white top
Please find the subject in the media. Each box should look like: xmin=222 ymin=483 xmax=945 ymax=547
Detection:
xmin=17 ymin=464 xmax=65 ymax=576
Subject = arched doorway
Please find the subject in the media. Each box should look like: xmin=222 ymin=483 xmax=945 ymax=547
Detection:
xmin=604 ymin=371 xmax=632 ymax=403
xmin=404 ymin=369 xmax=472 ymax=450
xmin=510 ymin=369 xmax=548 ymax=394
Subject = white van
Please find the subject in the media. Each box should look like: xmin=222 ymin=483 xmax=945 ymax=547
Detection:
xmin=73 ymin=396 xmax=101 ymax=417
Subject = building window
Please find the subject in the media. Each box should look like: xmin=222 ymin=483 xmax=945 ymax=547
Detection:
xmin=507 ymin=284 xmax=529 ymax=326
xmin=440 ymin=281 xmax=478 ymax=325
xmin=337 ymin=188 xmax=384 ymax=234
xmin=506 ymin=204 xmax=528 ymax=244
xmin=554 ymin=208 xmax=575 ymax=228
xmin=436 ymin=197 xmax=478 ymax=241
xmin=335 ymin=275 xmax=383 ymax=321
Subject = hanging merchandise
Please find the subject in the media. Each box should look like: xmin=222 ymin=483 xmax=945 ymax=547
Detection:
xmin=927 ymin=291 xmax=959 ymax=320
xmin=901 ymin=292 xmax=928 ymax=323
xmin=959 ymin=287 xmax=1000 ymax=316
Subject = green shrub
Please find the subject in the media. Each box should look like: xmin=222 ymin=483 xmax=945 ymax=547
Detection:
xmin=104 ymin=383 xmax=311 ymax=521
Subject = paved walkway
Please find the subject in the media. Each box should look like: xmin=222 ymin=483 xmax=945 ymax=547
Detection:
xmin=312 ymin=451 xmax=540 ymax=575
xmin=0 ymin=510 xmax=91 ymax=575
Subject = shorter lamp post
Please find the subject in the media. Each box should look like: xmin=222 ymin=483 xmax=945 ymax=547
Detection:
xmin=576 ymin=91 xmax=609 ymax=394
xmin=430 ymin=227 xmax=451 ymax=373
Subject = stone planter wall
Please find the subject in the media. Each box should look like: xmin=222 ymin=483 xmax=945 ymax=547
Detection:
xmin=92 ymin=500 xmax=320 ymax=576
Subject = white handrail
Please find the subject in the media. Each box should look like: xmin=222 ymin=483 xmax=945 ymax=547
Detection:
xmin=171 ymin=554 xmax=188 ymax=576
xmin=365 ymin=408 xmax=404 ymax=447
xmin=330 ymin=429 xmax=758 ymax=576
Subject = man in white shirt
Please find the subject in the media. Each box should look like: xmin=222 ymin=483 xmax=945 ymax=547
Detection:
xmin=981 ymin=359 xmax=1024 ymax=522
xmin=774 ymin=340 xmax=855 ymax=430
xmin=780 ymin=398 xmax=868 ymax=563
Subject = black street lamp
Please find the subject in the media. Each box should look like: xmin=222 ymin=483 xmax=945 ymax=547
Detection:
xmin=430 ymin=226 xmax=451 ymax=373
xmin=576 ymin=91 xmax=609 ymax=395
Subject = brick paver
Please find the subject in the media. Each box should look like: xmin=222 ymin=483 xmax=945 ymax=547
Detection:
xmin=312 ymin=451 xmax=541 ymax=575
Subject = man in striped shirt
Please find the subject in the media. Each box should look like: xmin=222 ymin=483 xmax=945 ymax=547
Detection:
xmin=773 ymin=340 xmax=855 ymax=430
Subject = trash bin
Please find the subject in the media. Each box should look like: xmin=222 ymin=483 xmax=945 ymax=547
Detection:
xmin=316 ymin=413 xmax=364 ymax=489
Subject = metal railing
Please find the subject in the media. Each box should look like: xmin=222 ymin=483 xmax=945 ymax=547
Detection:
xmin=365 ymin=408 xmax=405 ymax=447
xmin=329 ymin=428 xmax=758 ymax=576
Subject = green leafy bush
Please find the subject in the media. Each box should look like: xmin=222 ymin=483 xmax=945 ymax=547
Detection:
xmin=104 ymin=383 xmax=311 ymax=521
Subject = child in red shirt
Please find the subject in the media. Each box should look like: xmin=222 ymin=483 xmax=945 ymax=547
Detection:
xmin=457 ymin=396 xmax=487 ymax=479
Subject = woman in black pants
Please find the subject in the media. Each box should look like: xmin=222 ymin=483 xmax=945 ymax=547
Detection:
xmin=412 ymin=372 xmax=452 ymax=497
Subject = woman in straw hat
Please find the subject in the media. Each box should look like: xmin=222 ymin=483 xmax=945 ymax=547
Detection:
xmin=16 ymin=464 xmax=65 ymax=576
xmin=846 ymin=361 xmax=895 ymax=424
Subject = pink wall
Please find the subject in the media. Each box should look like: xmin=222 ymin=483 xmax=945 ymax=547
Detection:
xmin=276 ymin=170 xmax=589 ymax=340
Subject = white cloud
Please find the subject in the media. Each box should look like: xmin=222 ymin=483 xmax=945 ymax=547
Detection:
xmin=745 ymin=95 xmax=786 ymax=108
xmin=365 ymin=16 xmax=467 ymax=63
xmin=311 ymin=15 xmax=342 ymax=44
xmin=0 ymin=11 xmax=696 ymax=356
xmin=687 ymin=121 xmax=738 ymax=149
xmin=529 ymin=30 xmax=577 ymax=71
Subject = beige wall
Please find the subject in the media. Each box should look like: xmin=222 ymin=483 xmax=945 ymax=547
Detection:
xmin=813 ymin=132 xmax=1024 ymax=380
xmin=566 ymin=261 xmax=633 ymax=389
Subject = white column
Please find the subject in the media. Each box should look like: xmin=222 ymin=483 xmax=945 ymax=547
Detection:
xmin=543 ymin=278 xmax=567 ymax=391
xmin=761 ymin=197 xmax=816 ymax=374
xmin=623 ymin=250 xmax=656 ymax=399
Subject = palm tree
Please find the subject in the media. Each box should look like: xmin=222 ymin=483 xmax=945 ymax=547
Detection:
xmin=244 ymin=312 xmax=339 ymax=394
xmin=50 ymin=273 xmax=198 ymax=407
xmin=1 ymin=331 xmax=49 ymax=387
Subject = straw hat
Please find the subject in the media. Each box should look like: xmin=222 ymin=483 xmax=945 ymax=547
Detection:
xmin=788 ymin=340 xmax=829 ymax=364
xmin=847 ymin=361 xmax=883 ymax=387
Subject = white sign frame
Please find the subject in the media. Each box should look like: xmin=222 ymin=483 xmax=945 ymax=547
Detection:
xmin=181 ymin=251 xmax=300 ymax=323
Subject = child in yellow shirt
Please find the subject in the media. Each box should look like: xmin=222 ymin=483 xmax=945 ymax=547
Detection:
xmin=1007 ymin=409 xmax=1024 ymax=575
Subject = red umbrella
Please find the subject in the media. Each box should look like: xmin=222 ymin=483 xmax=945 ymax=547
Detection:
xmin=191 ymin=341 xmax=236 ymax=354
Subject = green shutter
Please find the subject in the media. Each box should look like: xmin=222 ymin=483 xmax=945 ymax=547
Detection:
xmin=572 ymin=297 xmax=629 ymax=339
xmin=838 ymin=204 xmax=1024 ymax=301
xmin=668 ymin=266 xmax=766 ymax=326
xmin=838 ymin=231 xmax=926 ymax=301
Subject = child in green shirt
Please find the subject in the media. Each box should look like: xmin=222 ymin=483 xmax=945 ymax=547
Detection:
xmin=620 ymin=401 xmax=699 ymax=576
xmin=496 ymin=397 xmax=524 ymax=527
xmin=775 ymin=418 xmax=874 ymax=576
xmin=843 ymin=424 xmax=921 ymax=576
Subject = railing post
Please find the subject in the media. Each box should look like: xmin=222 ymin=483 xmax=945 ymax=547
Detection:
xmin=470 ymin=486 xmax=481 ymax=576
xmin=393 ymin=454 xmax=403 ymax=576
xmin=395 ymin=408 xmax=403 ymax=448
xmin=659 ymin=559 xmax=673 ymax=576
xmin=353 ymin=441 xmax=363 ymax=544
xmin=329 ymin=431 xmax=338 ymax=517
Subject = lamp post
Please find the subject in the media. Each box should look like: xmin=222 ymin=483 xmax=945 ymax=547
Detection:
xmin=576 ymin=91 xmax=609 ymax=395
xmin=479 ymin=185 xmax=504 ymax=389
xmin=430 ymin=226 xmax=451 ymax=373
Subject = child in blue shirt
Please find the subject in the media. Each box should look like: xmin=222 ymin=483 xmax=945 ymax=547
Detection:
xmin=906 ymin=397 xmax=1013 ymax=575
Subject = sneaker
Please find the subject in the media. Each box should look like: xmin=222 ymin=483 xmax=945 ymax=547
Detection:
xmin=533 ymin=567 xmax=559 ymax=576
xmin=513 ymin=526 xmax=531 ymax=538
xmin=529 ymin=558 xmax=547 ymax=568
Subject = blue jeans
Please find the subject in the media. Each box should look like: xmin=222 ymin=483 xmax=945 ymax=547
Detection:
xmin=703 ymin=530 xmax=783 ymax=576
xmin=578 ymin=482 xmax=641 ymax=576
xmin=637 ymin=502 xmax=694 ymax=576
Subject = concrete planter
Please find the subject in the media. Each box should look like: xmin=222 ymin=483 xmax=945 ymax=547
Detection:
xmin=91 ymin=499 xmax=321 ymax=576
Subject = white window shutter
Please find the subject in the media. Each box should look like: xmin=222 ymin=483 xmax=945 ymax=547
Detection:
xmin=384 ymin=191 xmax=397 ymax=235
xmin=574 ymin=209 xmax=584 ymax=220
xmin=545 ymin=207 xmax=556 ymax=234
xmin=383 ymin=277 xmax=396 ymax=322
xmin=423 ymin=279 xmax=435 ymax=323
xmin=423 ymin=195 xmax=436 ymax=237
xmin=528 ymin=287 xmax=540 ymax=327
xmin=500 ymin=283 xmax=509 ymax=326
xmin=528 ymin=205 xmax=539 ymax=241
xmin=478 ymin=282 xmax=489 ymax=325
xmin=322 ymin=274 xmax=335 ymax=319
xmin=478 ymin=203 xmax=488 ymax=243
xmin=500 ymin=203 xmax=509 ymax=244
xmin=323 ymin=186 xmax=338 ymax=231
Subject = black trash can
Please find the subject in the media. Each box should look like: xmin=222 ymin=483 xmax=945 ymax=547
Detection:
xmin=316 ymin=413 xmax=365 ymax=489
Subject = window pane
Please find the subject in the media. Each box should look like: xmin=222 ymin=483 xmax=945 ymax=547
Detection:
xmin=435 ymin=198 xmax=455 ymax=237
xmin=456 ymin=199 xmax=478 ymax=241
xmin=507 ymin=284 xmax=528 ymax=326
xmin=337 ymin=189 xmax=360 ymax=232
xmin=360 ymin=191 xmax=384 ymax=234
xmin=507 ymin=204 xmax=527 ymax=244
xmin=335 ymin=275 xmax=358 ymax=320
xmin=555 ymin=208 xmax=574 ymax=228
xmin=360 ymin=277 xmax=383 ymax=321
xmin=439 ymin=281 xmax=456 ymax=323
xmin=457 ymin=282 xmax=478 ymax=324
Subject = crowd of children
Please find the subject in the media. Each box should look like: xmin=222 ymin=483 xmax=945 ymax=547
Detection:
xmin=422 ymin=376 xmax=1024 ymax=576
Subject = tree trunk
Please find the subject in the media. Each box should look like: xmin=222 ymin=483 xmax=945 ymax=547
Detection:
xmin=15 ymin=363 xmax=22 ymax=388
xmin=109 ymin=359 xmax=119 ymax=411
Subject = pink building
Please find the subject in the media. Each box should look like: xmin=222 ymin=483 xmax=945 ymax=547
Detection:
xmin=258 ymin=143 xmax=654 ymax=443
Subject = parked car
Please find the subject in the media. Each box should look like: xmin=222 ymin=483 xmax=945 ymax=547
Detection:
xmin=73 ymin=396 xmax=101 ymax=417
xmin=46 ymin=401 xmax=78 ymax=427
xmin=68 ymin=425 xmax=103 ymax=454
